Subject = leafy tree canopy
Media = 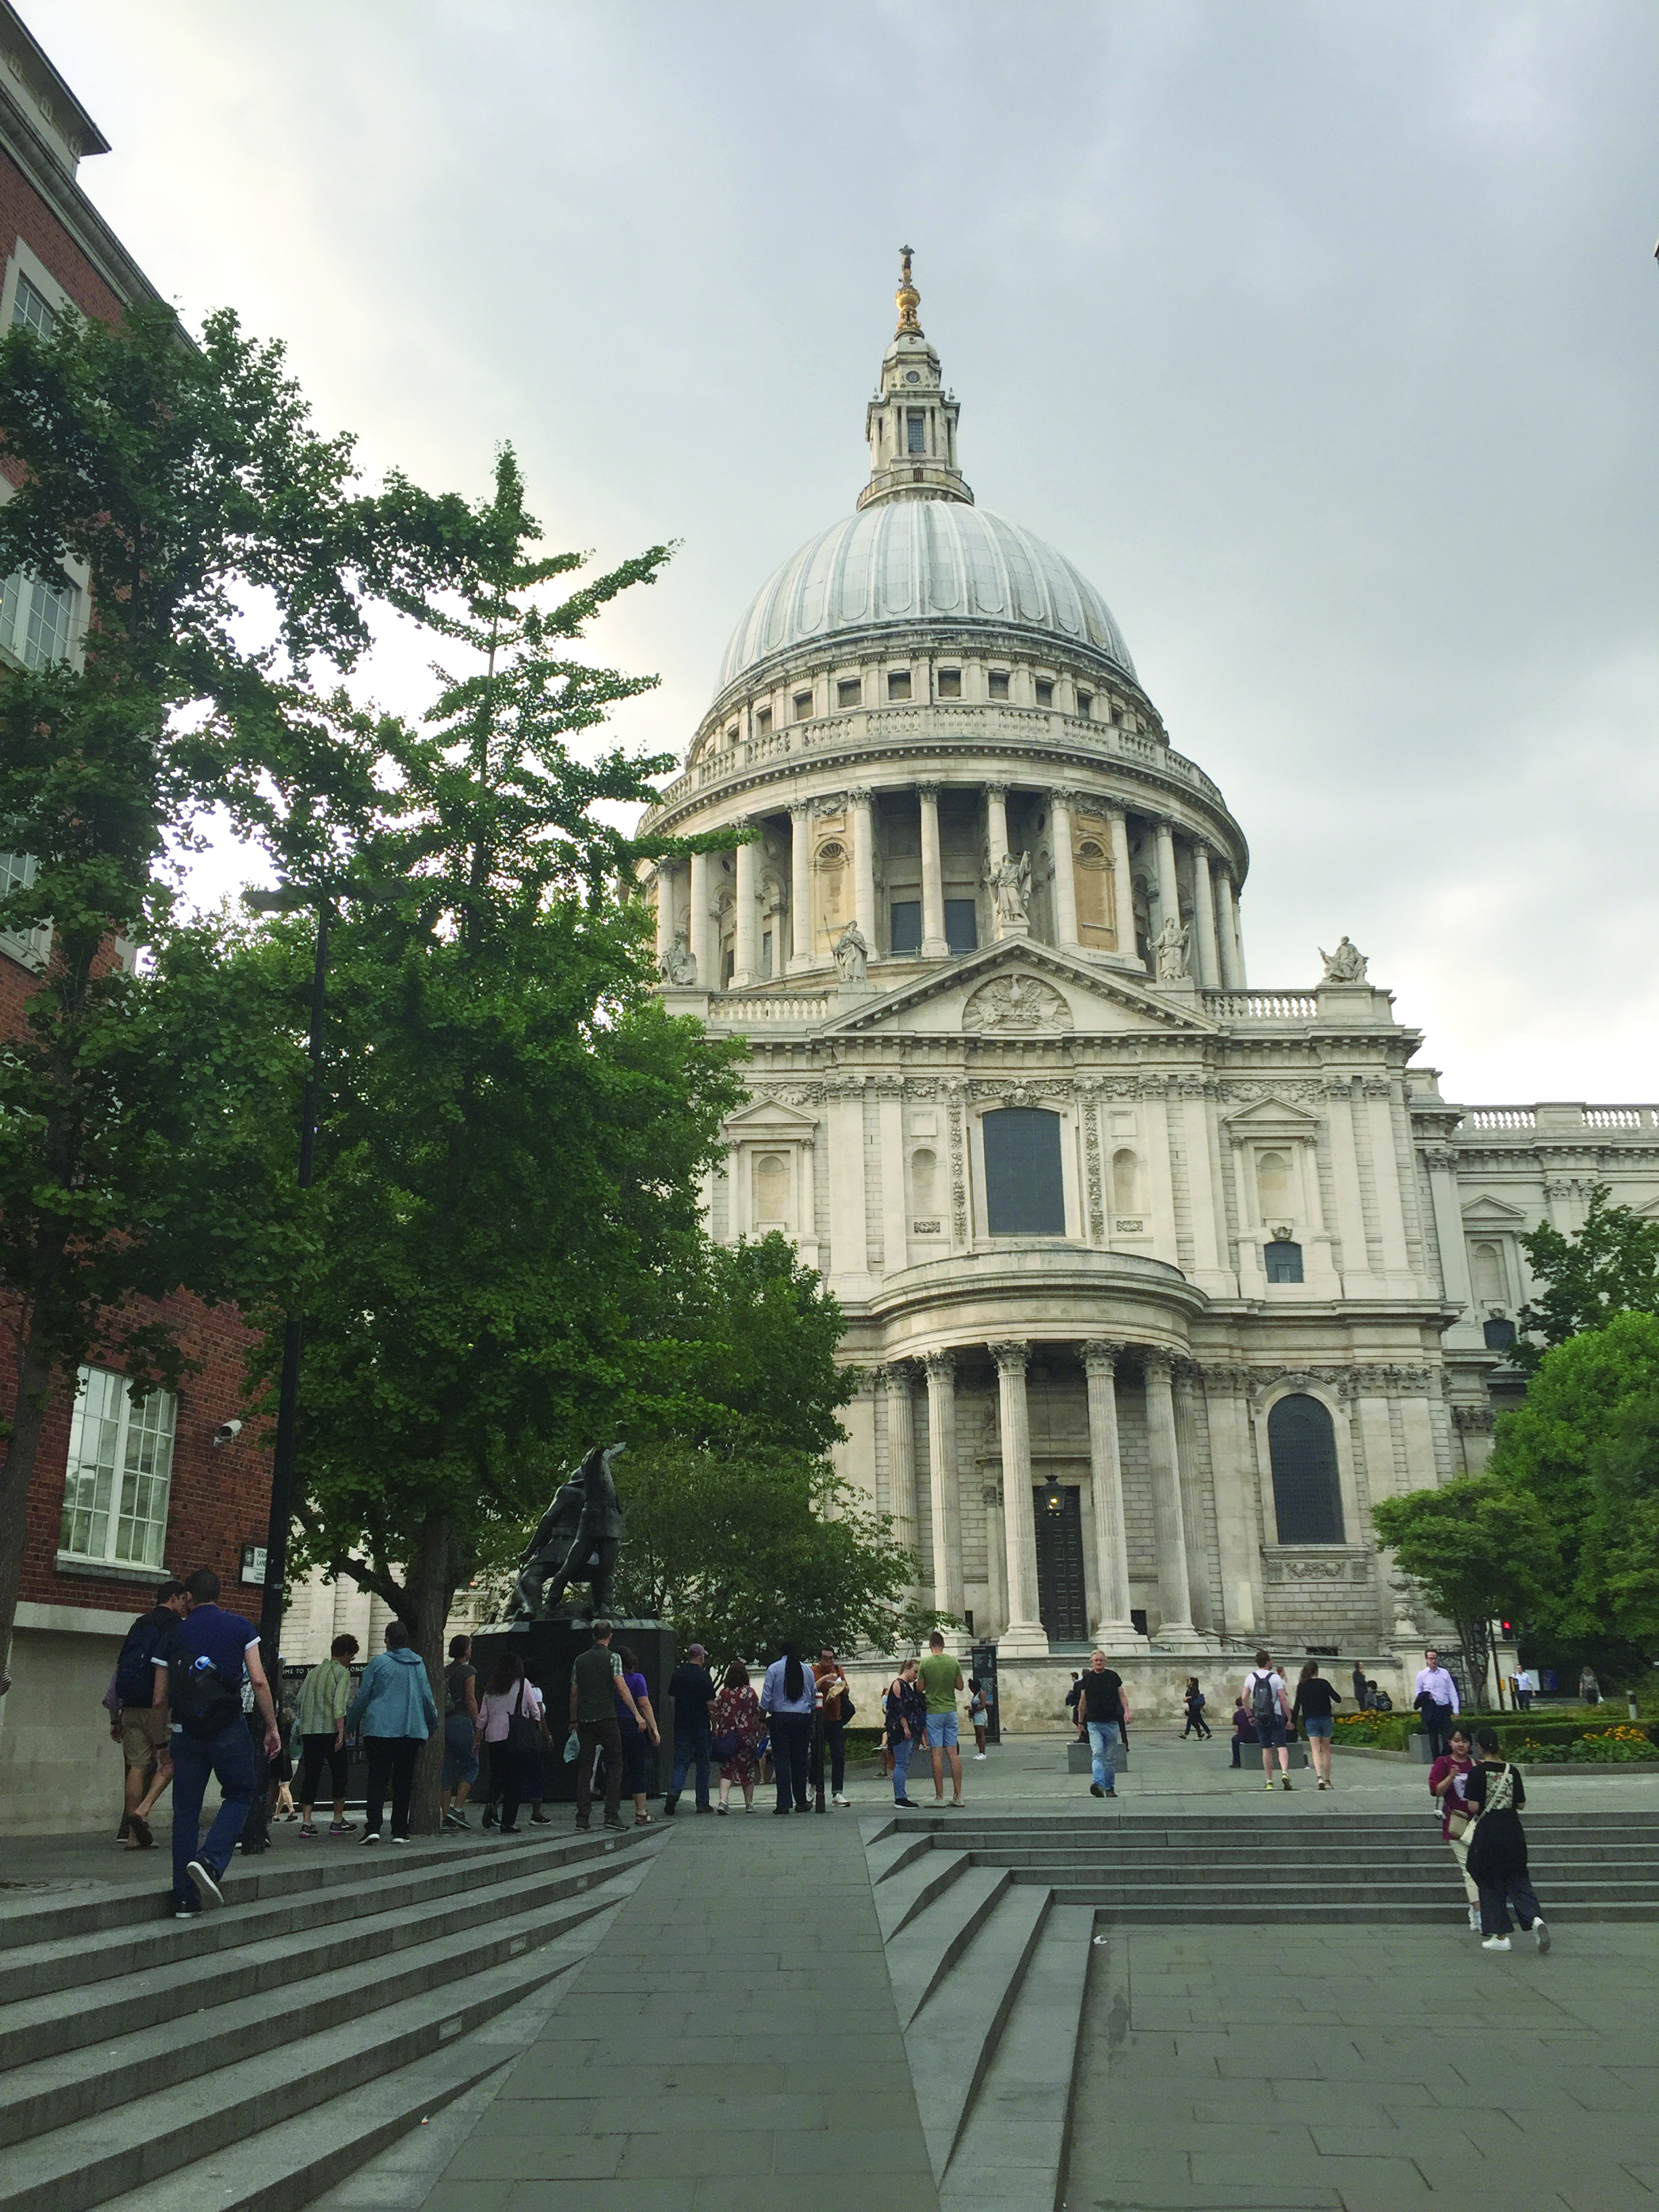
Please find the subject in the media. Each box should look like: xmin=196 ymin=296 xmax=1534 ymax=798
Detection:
xmin=1513 ymin=1181 xmax=1659 ymax=1372
xmin=1371 ymin=1475 xmax=1559 ymax=1697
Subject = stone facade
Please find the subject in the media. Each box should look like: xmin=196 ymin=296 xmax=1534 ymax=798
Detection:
xmin=639 ymin=260 xmax=1659 ymax=1713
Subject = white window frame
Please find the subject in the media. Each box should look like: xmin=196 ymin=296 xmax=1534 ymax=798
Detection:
xmin=0 ymin=849 xmax=52 ymax=971
xmin=58 ymin=1365 xmax=178 ymax=1572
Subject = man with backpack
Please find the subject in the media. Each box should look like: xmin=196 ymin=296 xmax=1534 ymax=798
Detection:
xmin=110 ymin=1580 xmax=188 ymax=1849
xmin=155 ymin=1567 xmax=281 ymax=1918
xmin=1242 ymin=1650 xmax=1294 ymax=1790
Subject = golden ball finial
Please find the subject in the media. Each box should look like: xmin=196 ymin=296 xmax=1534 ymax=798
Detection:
xmin=895 ymin=244 xmax=922 ymax=336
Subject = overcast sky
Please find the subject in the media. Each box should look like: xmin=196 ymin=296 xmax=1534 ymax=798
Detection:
xmin=28 ymin=1 xmax=1659 ymax=1103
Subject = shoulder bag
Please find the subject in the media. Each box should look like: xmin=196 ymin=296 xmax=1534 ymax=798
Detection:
xmin=506 ymin=1679 xmax=542 ymax=1762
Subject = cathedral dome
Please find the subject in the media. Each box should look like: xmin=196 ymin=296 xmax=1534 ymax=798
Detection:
xmin=714 ymin=499 xmax=1136 ymax=698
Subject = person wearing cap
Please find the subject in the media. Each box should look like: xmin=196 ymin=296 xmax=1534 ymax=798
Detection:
xmin=664 ymin=1641 xmax=718 ymax=1815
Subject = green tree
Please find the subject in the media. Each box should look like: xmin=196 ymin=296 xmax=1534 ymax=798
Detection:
xmin=1513 ymin=1181 xmax=1659 ymax=1371
xmin=0 ymin=299 xmax=471 ymax=1670
xmin=1371 ymin=1477 xmax=1558 ymax=1704
xmin=1485 ymin=1311 xmax=1659 ymax=1667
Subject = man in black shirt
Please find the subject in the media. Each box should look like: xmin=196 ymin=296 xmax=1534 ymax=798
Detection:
xmin=1078 ymin=1650 xmax=1130 ymax=1801
xmin=664 ymin=1642 xmax=716 ymax=1814
xmin=110 ymin=1580 xmax=188 ymax=1849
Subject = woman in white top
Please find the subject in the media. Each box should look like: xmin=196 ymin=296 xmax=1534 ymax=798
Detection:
xmin=475 ymin=1652 xmax=550 ymax=1835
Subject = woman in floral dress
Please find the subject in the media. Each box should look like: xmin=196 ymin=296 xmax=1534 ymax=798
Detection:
xmin=712 ymin=1661 xmax=763 ymax=1813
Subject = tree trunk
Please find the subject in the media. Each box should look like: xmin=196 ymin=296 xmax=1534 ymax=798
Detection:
xmin=0 ymin=1334 xmax=57 ymax=1683
xmin=404 ymin=1507 xmax=456 ymax=1836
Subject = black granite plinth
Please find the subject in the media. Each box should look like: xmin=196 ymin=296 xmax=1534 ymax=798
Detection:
xmin=470 ymin=1618 xmax=676 ymax=1801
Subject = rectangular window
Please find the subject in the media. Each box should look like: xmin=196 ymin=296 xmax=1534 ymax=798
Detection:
xmin=725 ymin=724 xmax=739 ymax=746
xmin=837 ymin=677 xmax=861 ymax=709
xmin=762 ymin=930 xmax=773 ymax=977
xmin=1076 ymin=689 xmax=1092 ymax=718
xmin=722 ymin=947 xmax=735 ymax=985
xmin=792 ymin=691 xmax=813 ymax=721
xmin=983 ymin=1105 xmax=1066 ymax=1236
xmin=987 ymin=670 xmax=1010 ymax=700
xmin=889 ymin=900 xmax=922 ymax=955
xmin=886 ymin=670 xmax=912 ymax=701
xmin=11 ymin=272 xmax=56 ymax=337
xmin=936 ymin=669 xmax=962 ymax=699
xmin=1035 ymin=679 xmax=1054 ymax=707
xmin=907 ymin=411 xmax=926 ymax=455
xmin=60 ymin=1366 xmax=177 ymax=1568
xmin=1 ymin=569 xmax=77 ymax=668
xmin=755 ymin=707 xmax=772 ymax=735
xmin=943 ymin=899 xmax=978 ymax=954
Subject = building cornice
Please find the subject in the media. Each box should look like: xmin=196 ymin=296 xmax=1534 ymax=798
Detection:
xmin=0 ymin=91 xmax=165 ymax=313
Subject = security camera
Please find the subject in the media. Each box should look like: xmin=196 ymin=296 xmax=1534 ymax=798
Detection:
xmin=212 ymin=1419 xmax=243 ymax=1447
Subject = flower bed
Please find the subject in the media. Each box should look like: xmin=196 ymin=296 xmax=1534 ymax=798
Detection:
xmin=1510 ymin=1727 xmax=1659 ymax=1765
xmin=1331 ymin=1713 xmax=1414 ymax=1751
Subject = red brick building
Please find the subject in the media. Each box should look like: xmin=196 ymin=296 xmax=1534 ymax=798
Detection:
xmin=0 ymin=2 xmax=274 ymax=1831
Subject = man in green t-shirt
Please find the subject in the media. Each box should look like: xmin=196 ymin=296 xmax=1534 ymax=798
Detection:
xmin=568 ymin=1622 xmax=644 ymax=1830
xmin=916 ymin=1631 xmax=965 ymax=1808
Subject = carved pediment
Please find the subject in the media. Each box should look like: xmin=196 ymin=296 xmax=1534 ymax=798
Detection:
xmin=1220 ymin=1095 xmax=1323 ymax=1143
xmin=821 ymin=938 xmax=1217 ymax=1040
xmin=962 ymin=974 xmax=1073 ymax=1034
xmin=722 ymin=1096 xmax=819 ymax=1137
xmin=1459 ymin=1193 xmax=1529 ymax=1223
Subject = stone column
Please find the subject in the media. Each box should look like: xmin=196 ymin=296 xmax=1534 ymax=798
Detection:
xmin=1423 ymin=1145 xmax=1476 ymax=1324
xmin=689 ymin=848 xmax=718 ymax=994
xmin=1108 ymin=808 xmax=1139 ymax=964
xmin=1190 ymin=842 xmax=1221 ymax=989
xmin=881 ymin=1364 xmax=919 ymax=1555
xmin=1221 ymin=869 xmax=1246 ymax=987
xmin=849 ymin=787 xmax=877 ymax=946
xmin=1153 ymin=819 xmax=1181 ymax=936
xmin=1214 ymin=865 xmax=1245 ymax=990
xmin=1141 ymin=1349 xmax=1200 ymax=1643
xmin=918 ymin=782 xmax=948 ymax=957
xmin=985 ymin=782 xmax=1010 ymax=870
xmin=788 ymin=800 xmax=813 ymax=972
xmin=1172 ymin=1362 xmax=1215 ymax=1632
xmin=1082 ymin=1341 xmax=1136 ymax=1640
xmin=1050 ymin=788 xmax=1080 ymax=949
xmin=653 ymin=861 xmax=676 ymax=970
xmin=922 ymin=1351 xmax=962 ymax=1622
xmin=992 ymin=1341 xmax=1048 ymax=1654
xmin=733 ymin=830 xmax=759 ymax=987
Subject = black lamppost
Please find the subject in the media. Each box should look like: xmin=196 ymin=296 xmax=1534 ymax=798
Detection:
xmin=243 ymin=878 xmax=417 ymax=1675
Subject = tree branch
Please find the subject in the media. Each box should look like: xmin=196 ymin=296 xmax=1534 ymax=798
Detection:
xmin=293 ymin=1497 xmax=407 ymax=1618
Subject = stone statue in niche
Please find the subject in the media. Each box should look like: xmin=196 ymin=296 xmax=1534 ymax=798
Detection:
xmin=509 ymin=1443 xmax=627 ymax=1621
xmin=1320 ymin=936 xmax=1368 ymax=983
xmin=657 ymin=930 xmax=697 ymax=987
xmin=1152 ymin=914 xmax=1190 ymax=982
xmin=987 ymin=851 xmax=1032 ymax=932
xmin=832 ymin=919 xmax=869 ymax=985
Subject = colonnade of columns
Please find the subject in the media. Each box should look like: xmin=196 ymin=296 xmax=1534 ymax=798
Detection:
xmin=876 ymin=1340 xmax=1207 ymax=1658
xmin=653 ymin=782 xmax=1246 ymax=990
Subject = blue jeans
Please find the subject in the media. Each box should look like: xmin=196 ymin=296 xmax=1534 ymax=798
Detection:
xmin=1087 ymin=1720 xmax=1120 ymax=1793
xmin=170 ymin=1719 xmax=256 ymax=1904
xmin=892 ymin=1733 xmax=917 ymax=1800
xmin=670 ymin=1719 xmax=712 ymax=1808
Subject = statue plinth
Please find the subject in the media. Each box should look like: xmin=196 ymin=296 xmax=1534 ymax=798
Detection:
xmin=993 ymin=918 xmax=1030 ymax=941
xmin=470 ymin=1618 xmax=678 ymax=1803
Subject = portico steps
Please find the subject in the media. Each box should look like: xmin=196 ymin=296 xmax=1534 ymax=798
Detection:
xmin=0 ymin=1821 xmax=663 ymax=2212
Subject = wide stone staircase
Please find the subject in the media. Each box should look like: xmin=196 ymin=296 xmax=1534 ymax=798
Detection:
xmin=0 ymin=1819 xmax=664 ymax=2212
xmin=863 ymin=1807 xmax=1659 ymax=2212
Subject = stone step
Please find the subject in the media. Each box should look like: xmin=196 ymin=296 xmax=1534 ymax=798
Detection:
xmin=863 ymin=1829 xmax=933 ymax=1885
xmin=958 ymin=1844 xmax=1659 ymax=1874
xmin=905 ymin=1886 xmax=1051 ymax=2182
xmin=0 ymin=1851 xmax=658 ymax=2148
xmin=0 ymin=1866 xmax=649 ymax=2212
xmin=1067 ymin=1893 xmax=1659 ymax=1923
xmin=884 ymin=1866 xmax=1011 ymax=2030
xmin=45 ymin=1910 xmax=623 ymax=2212
xmin=875 ymin=1849 xmax=970 ymax=1941
xmin=939 ymin=1903 xmax=1094 ymax=2212
xmin=0 ymin=1825 xmax=647 ymax=2022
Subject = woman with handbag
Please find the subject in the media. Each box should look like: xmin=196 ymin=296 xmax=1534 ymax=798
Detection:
xmin=1430 ymin=1723 xmax=1481 ymax=1930
xmin=884 ymin=1658 xmax=926 ymax=1807
xmin=476 ymin=1652 xmax=550 ymax=1836
xmin=1466 ymin=1727 xmax=1550 ymax=1954
xmin=712 ymin=1661 xmax=763 ymax=1813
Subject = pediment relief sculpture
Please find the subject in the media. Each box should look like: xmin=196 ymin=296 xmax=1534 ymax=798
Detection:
xmin=960 ymin=972 xmax=1074 ymax=1034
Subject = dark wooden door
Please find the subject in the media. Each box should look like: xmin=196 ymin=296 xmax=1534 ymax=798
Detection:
xmin=1033 ymin=1484 xmax=1088 ymax=1641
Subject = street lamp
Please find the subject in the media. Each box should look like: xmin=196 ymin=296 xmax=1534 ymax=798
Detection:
xmin=242 ymin=876 xmax=422 ymax=1675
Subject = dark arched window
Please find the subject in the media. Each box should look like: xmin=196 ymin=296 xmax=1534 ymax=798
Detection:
xmin=983 ymin=1107 xmax=1065 ymax=1235
xmin=1267 ymin=1393 xmax=1344 ymax=1543
xmin=1265 ymin=1240 xmax=1304 ymax=1284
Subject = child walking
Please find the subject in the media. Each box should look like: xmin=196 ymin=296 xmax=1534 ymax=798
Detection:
xmin=1180 ymin=1678 xmax=1211 ymax=1740
xmin=968 ymin=1677 xmax=990 ymax=1759
xmin=1466 ymin=1727 xmax=1550 ymax=1954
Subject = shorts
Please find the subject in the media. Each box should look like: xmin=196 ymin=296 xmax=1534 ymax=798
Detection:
xmin=441 ymin=1711 xmax=480 ymax=1789
xmin=1301 ymin=1716 xmax=1332 ymax=1739
xmin=924 ymin=1711 xmax=958 ymax=1750
xmin=1254 ymin=1714 xmax=1288 ymax=1748
xmin=121 ymin=1706 xmax=170 ymax=1769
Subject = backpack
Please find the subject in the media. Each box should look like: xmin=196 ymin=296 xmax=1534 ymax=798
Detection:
xmin=115 ymin=1613 xmax=172 ymax=1708
xmin=170 ymin=1649 xmax=243 ymax=1741
xmin=1250 ymin=1672 xmax=1279 ymax=1726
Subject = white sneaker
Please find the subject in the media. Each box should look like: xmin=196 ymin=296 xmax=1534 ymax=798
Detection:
xmin=1533 ymin=1920 xmax=1551 ymax=1954
xmin=974 ymin=1752 xmax=987 ymax=1761
xmin=361 ymin=1830 xmax=382 ymax=1846
xmin=1481 ymin=1935 xmax=1511 ymax=1952
xmin=831 ymin=1793 xmax=850 ymax=1806
xmin=1467 ymin=1905 xmax=1481 ymax=1933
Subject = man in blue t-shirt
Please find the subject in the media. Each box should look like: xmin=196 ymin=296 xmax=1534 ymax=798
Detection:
xmin=154 ymin=1565 xmax=281 ymax=1918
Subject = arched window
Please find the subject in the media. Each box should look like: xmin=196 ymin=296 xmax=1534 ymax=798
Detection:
xmin=752 ymin=1152 xmax=790 ymax=1228
xmin=1267 ymin=1394 xmax=1344 ymax=1543
xmin=1111 ymin=1147 xmax=1141 ymax=1216
xmin=1265 ymin=1240 xmax=1304 ymax=1284
xmin=983 ymin=1107 xmax=1065 ymax=1236
xmin=1073 ymin=838 xmax=1114 ymax=945
xmin=1471 ymin=1241 xmax=1506 ymax=1303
